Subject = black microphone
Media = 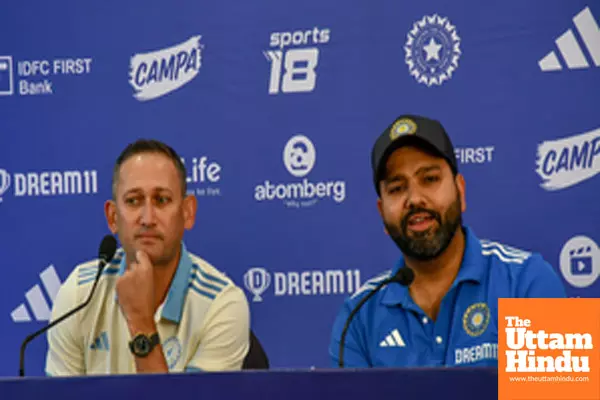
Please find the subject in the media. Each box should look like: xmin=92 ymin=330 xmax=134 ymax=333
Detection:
xmin=338 ymin=266 xmax=415 ymax=368
xmin=18 ymin=235 xmax=118 ymax=377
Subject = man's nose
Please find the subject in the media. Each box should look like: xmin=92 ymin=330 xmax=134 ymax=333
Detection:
xmin=140 ymin=203 xmax=157 ymax=226
xmin=404 ymin=185 xmax=427 ymax=210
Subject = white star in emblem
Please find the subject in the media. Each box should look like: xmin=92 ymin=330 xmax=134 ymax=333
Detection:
xmin=423 ymin=37 xmax=442 ymax=61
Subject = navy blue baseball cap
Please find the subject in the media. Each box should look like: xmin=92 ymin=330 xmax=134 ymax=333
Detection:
xmin=371 ymin=114 xmax=458 ymax=195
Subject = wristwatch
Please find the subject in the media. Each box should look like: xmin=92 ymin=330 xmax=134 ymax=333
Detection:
xmin=129 ymin=332 xmax=160 ymax=358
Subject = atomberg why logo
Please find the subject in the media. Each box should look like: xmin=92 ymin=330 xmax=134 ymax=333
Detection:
xmin=129 ymin=35 xmax=203 ymax=101
xmin=254 ymin=135 xmax=346 ymax=208
xmin=536 ymin=127 xmax=600 ymax=191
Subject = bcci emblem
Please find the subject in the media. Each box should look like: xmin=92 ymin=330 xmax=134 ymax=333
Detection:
xmin=0 ymin=169 xmax=11 ymax=203
xmin=162 ymin=336 xmax=182 ymax=369
xmin=404 ymin=14 xmax=461 ymax=87
xmin=462 ymin=302 xmax=490 ymax=337
xmin=390 ymin=119 xmax=417 ymax=140
xmin=244 ymin=267 xmax=271 ymax=302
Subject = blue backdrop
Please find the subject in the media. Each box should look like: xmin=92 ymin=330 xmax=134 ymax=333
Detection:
xmin=0 ymin=0 xmax=598 ymax=377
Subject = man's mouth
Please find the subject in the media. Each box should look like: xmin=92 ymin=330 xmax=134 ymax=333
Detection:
xmin=407 ymin=213 xmax=436 ymax=232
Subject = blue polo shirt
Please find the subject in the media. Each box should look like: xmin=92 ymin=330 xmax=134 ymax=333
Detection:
xmin=329 ymin=226 xmax=567 ymax=368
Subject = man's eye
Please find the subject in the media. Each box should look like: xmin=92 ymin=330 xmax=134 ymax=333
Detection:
xmin=157 ymin=196 xmax=170 ymax=204
xmin=388 ymin=185 xmax=406 ymax=193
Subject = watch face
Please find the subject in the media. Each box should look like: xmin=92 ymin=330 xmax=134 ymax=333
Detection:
xmin=134 ymin=336 xmax=151 ymax=354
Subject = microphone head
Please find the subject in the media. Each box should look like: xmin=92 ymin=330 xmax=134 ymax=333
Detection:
xmin=99 ymin=235 xmax=118 ymax=264
xmin=394 ymin=267 xmax=415 ymax=286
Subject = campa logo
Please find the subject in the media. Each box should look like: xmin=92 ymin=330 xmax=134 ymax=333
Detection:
xmin=499 ymin=298 xmax=599 ymax=400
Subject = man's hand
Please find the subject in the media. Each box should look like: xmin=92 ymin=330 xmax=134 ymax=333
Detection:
xmin=116 ymin=250 xmax=169 ymax=373
xmin=116 ymin=250 xmax=156 ymax=333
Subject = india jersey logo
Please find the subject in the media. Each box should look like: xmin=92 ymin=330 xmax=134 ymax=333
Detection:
xmin=163 ymin=336 xmax=182 ymax=369
xmin=404 ymin=14 xmax=461 ymax=87
xmin=463 ymin=302 xmax=490 ymax=337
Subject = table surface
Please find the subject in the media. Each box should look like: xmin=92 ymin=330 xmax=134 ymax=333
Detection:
xmin=0 ymin=367 xmax=498 ymax=400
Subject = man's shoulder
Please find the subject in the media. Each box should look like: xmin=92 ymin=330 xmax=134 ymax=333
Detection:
xmin=345 ymin=269 xmax=393 ymax=307
xmin=62 ymin=248 xmax=124 ymax=289
xmin=478 ymin=237 xmax=556 ymax=279
xmin=186 ymin=252 xmax=244 ymax=301
xmin=479 ymin=238 xmax=535 ymax=266
xmin=51 ymin=248 xmax=124 ymax=315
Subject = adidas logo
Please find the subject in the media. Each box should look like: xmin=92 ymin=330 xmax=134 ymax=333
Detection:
xmin=90 ymin=331 xmax=110 ymax=351
xmin=11 ymin=265 xmax=62 ymax=323
xmin=379 ymin=329 xmax=406 ymax=347
xmin=539 ymin=6 xmax=600 ymax=72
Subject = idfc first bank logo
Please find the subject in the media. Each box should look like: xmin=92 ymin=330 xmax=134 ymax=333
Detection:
xmin=129 ymin=35 xmax=203 ymax=101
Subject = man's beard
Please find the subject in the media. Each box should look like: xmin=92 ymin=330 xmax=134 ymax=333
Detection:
xmin=385 ymin=196 xmax=462 ymax=261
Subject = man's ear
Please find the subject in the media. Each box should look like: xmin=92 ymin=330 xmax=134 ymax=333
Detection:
xmin=455 ymin=173 xmax=467 ymax=213
xmin=377 ymin=197 xmax=389 ymax=235
xmin=182 ymin=194 xmax=197 ymax=230
xmin=104 ymin=200 xmax=118 ymax=234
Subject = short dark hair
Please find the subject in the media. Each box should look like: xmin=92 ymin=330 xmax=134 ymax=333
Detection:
xmin=112 ymin=139 xmax=187 ymax=200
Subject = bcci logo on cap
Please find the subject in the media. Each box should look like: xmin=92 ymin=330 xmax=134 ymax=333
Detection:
xmin=244 ymin=267 xmax=271 ymax=302
xmin=390 ymin=118 xmax=417 ymax=140
xmin=0 ymin=169 xmax=11 ymax=202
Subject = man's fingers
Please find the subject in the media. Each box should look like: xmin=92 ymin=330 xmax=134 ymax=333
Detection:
xmin=128 ymin=251 xmax=140 ymax=271
xmin=136 ymin=250 xmax=151 ymax=268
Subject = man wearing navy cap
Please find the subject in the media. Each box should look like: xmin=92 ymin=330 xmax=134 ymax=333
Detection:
xmin=329 ymin=114 xmax=566 ymax=368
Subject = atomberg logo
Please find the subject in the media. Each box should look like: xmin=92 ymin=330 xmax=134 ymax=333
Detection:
xmin=254 ymin=135 xmax=346 ymax=208
xmin=129 ymin=35 xmax=203 ymax=101
xmin=536 ymin=127 xmax=600 ymax=191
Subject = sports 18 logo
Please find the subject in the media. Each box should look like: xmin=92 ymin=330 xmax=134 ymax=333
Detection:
xmin=264 ymin=27 xmax=330 ymax=94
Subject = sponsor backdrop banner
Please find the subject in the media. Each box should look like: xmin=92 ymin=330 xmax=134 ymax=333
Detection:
xmin=0 ymin=0 xmax=598 ymax=377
